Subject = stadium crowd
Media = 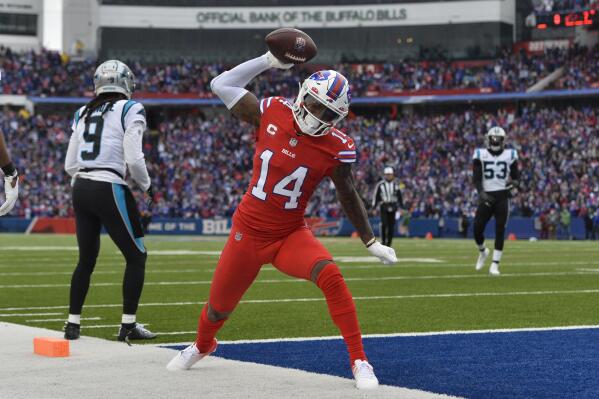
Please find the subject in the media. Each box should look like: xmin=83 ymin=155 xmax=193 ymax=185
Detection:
xmin=1 ymin=104 xmax=597 ymax=237
xmin=531 ymin=0 xmax=598 ymax=12
xmin=1 ymin=45 xmax=598 ymax=97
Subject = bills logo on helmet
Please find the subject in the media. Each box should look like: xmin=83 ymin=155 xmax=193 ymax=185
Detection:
xmin=310 ymin=71 xmax=331 ymax=81
xmin=325 ymin=73 xmax=348 ymax=101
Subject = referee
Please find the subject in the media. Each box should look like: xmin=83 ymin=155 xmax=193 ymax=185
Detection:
xmin=372 ymin=167 xmax=404 ymax=247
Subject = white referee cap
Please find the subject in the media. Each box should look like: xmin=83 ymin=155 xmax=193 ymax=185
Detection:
xmin=384 ymin=167 xmax=394 ymax=174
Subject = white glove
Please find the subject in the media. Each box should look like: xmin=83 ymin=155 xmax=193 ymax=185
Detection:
xmin=0 ymin=170 xmax=18 ymax=216
xmin=367 ymin=240 xmax=398 ymax=265
xmin=265 ymin=51 xmax=294 ymax=70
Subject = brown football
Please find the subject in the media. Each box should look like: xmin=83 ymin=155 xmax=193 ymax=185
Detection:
xmin=265 ymin=28 xmax=317 ymax=64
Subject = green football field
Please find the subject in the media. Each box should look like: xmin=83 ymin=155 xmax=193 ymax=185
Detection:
xmin=0 ymin=233 xmax=598 ymax=344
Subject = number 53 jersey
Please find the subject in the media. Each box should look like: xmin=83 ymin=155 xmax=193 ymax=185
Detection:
xmin=70 ymin=99 xmax=146 ymax=184
xmin=473 ymin=147 xmax=518 ymax=192
xmin=234 ymin=96 xmax=357 ymax=239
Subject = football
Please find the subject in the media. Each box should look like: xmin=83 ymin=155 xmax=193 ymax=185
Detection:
xmin=265 ymin=28 xmax=317 ymax=64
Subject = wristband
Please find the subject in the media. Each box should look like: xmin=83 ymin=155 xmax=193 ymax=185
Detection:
xmin=1 ymin=163 xmax=16 ymax=176
xmin=365 ymin=237 xmax=377 ymax=248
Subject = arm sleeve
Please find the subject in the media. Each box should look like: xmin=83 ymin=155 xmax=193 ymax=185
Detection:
xmin=65 ymin=110 xmax=82 ymax=176
xmin=210 ymin=54 xmax=271 ymax=110
xmin=510 ymin=149 xmax=519 ymax=181
xmin=510 ymin=161 xmax=520 ymax=181
xmin=123 ymin=120 xmax=151 ymax=191
xmin=473 ymin=159 xmax=483 ymax=193
xmin=64 ymin=132 xmax=79 ymax=177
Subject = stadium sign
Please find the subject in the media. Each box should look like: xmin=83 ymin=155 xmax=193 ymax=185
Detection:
xmin=100 ymin=1 xmax=515 ymax=29
xmin=195 ymin=8 xmax=407 ymax=27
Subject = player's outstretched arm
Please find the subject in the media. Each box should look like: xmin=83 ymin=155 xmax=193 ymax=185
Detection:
xmin=331 ymin=164 xmax=397 ymax=264
xmin=210 ymin=52 xmax=292 ymax=127
xmin=0 ymin=129 xmax=18 ymax=216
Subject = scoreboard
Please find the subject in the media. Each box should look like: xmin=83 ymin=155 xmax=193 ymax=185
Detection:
xmin=535 ymin=9 xmax=597 ymax=29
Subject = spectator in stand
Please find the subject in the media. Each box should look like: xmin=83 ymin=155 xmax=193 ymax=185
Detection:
xmin=2 ymin=45 xmax=599 ymax=98
xmin=548 ymin=208 xmax=559 ymax=239
xmin=583 ymin=209 xmax=594 ymax=239
xmin=560 ymin=207 xmax=572 ymax=240
xmin=458 ymin=211 xmax=470 ymax=238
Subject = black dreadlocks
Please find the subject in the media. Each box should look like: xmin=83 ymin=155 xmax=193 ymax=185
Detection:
xmin=80 ymin=92 xmax=127 ymax=123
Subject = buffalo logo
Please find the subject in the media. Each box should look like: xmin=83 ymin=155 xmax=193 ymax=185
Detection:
xmin=310 ymin=71 xmax=330 ymax=81
xmin=289 ymin=138 xmax=298 ymax=147
xmin=294 ymin=37 xmax=306 ymax=52
xmin=305 ymin=217 xmax=343 ymax=236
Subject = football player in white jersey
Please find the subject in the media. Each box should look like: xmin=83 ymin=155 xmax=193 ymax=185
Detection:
xmin=63 ymin=60 xmax=156 ymax=342
xmin=0 ymin=129 xmax=18 ymax=216
xmin=472 ymin=127 xmax=520 ymax=276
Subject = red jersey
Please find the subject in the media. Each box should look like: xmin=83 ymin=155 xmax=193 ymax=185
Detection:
xmin=233 ymin=96 xmax=357 ymax=238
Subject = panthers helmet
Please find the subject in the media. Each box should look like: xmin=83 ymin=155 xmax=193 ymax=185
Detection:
xmin=292 ymin=70 xmax=351 ymax=137
xmin=94 ymin=60 xmax=135 ymax=99
xmin=486 ymin=126 xmax=506 ymax=152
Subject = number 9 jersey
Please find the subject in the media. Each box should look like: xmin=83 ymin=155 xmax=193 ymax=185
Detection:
xmin=70 ymin=100 xmax=146 ymax=185
xmin=472 ymin=147 xmax=518 ymax=192
xmin=234 ymin=96 xmax=357 ymax=239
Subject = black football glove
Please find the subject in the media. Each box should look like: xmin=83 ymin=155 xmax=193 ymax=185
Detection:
xmin=478 ymin=191 xmax=495 ymax=207
xmin=144 ymin=185 xmax=154 ymax=208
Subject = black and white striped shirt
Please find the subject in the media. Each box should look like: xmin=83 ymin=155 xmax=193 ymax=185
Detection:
xmin=372 ymin=180 xmax=403 ymax=211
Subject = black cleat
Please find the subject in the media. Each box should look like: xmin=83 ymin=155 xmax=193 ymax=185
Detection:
xmin=63 ymin=322 xmax=80 ymax=340
xmin=117 ymin=323 xmax=157 ymax=345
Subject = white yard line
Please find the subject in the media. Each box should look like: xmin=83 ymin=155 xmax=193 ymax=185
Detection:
xmin=0 ymin=246 xmax=79 ymax=251
xmin=2 ymin=260 xmax=599 ymax=273
xmin=81 ymin=324 xmax=150 ymax=329
xmin=0 ymin=270 xmax=597 ymax=289
xmin=2 ymin=288 xmax=599 ymax=312
xmin=0 ymin=312 xmax=64 ymax=317
xmin=25 ymin=317 xmax=101 ymax=322
xmin=160 ymin=324 xmax=599 ymax=343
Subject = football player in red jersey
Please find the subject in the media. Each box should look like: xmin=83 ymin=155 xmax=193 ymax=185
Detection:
xmin=167 ymin=51 xmax=397 ymax=389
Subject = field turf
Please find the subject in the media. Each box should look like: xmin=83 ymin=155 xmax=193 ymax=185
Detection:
xmin=0 ymin=233 xmax=598 ymax=344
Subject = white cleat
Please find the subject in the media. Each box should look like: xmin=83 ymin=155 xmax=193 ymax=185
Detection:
xmin=352 ymin=359 xmax=379 ymax=390
xmin=475 ymin=248 xmax=490 ymax=271
xmin=489 ymin=262 xmax=501 ymax=276
xmin=166 ymin=340 xmax=217 ymax=371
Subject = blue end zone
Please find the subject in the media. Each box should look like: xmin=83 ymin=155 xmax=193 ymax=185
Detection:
xmin=167 ymin=328 xmax=599 ymax=398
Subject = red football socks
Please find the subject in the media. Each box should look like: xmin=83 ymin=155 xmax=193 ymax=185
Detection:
xmin=196 ymin=304 xmax=225 ymax=353
xmin=316 ymin=264 xmax=367 ymax=364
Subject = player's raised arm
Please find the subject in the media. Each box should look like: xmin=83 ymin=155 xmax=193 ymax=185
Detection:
xmin=331 ymin=163 xmax=398 ymax=264
xmin=0 ymin=129 xmax=18 ymax=216
xmin=210 ymin=52 xmax=293 ymax=127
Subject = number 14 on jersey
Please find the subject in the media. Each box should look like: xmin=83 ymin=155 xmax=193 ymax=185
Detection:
xmin=251 ymin=150 xmax=308 ymax=210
